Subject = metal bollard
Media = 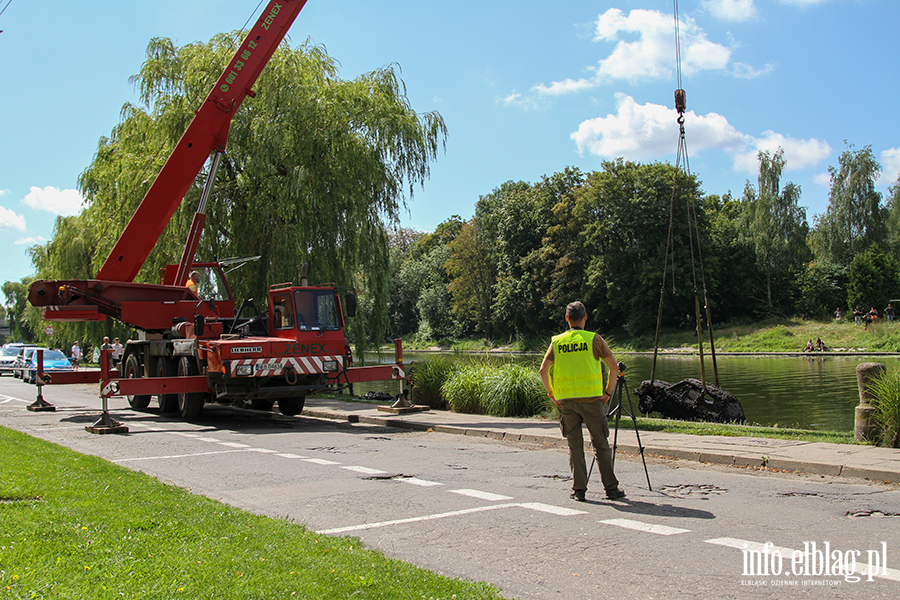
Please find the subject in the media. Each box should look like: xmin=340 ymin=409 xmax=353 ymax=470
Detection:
xmin=855 ymin=362 xmax=884 ymax=443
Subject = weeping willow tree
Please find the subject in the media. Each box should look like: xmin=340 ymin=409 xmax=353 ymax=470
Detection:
xmin=29 ymin=32 xmax=447 ymax=347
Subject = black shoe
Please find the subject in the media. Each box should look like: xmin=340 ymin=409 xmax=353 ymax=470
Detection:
xmin=605 ymin=487 xmax=626 ymax=500
xmin=570 ymin=490 xmax=586 ymax=502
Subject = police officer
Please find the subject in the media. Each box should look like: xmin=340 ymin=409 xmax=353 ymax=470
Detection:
xmin=539 ymin=301 xmax=625 ymax=502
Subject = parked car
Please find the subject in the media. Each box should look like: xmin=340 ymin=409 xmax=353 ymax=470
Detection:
xmin=12 ymin=347 xmax=41 ymax=378
xmin=0 ymin=346 xmax=21 ymax=376
xmin=22 ymin=349 xmax=72 ymax=384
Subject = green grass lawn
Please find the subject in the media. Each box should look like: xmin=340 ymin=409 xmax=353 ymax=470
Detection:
xmin=0 ymin=427 xmax=504 ymax=600
xmin=627 ymin=416 xmax=856 ymax=444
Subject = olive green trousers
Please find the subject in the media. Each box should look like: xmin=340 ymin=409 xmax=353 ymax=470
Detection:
xmin=559 ymin=398 xmax=619 ymax=492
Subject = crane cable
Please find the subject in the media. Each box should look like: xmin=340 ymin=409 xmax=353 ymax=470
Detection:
xmin=649 ymin=0 xmax=720 ymax=388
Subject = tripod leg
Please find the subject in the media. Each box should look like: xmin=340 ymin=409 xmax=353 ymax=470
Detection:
xmin=611 ymin=377 xmax=623 ymax=467
xmin=623 ymin=382 xmax=652 ymax=491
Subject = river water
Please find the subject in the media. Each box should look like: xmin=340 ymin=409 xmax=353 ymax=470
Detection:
xmin=362 ymin=351 xmax=900 ymax=432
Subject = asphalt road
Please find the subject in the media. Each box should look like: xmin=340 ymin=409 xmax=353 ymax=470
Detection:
xmin=2 ymin=377 xmax=899 ymax=599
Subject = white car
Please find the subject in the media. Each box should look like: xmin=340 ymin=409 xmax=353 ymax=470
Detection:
xmin=0 ymin=346 xmax=20 ymax=376
xmin=12 ymin=346 xmax=43 ymax=378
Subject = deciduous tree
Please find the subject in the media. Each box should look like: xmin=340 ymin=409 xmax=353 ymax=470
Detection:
xmin=739 ymin=148 xmax=810 ymax=312
xmin=811 ymin=144 xmax=884 ymax=266
xmin=38 ymin=33 xmax=446 ymax=346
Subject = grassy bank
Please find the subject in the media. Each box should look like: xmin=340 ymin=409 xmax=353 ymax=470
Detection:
xmin=397 ymin=317 xmax=900 ymax=354
xmin=629 ymin=417 xmax=855 ymax=444
xmin=0 ymin=427 xmax=503 ymax=600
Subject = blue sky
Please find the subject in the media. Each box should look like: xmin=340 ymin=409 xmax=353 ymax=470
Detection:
xmin=1 ymin=0 xmax=898 ymax=285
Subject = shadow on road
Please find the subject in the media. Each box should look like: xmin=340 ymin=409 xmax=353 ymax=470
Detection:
xmin=112 ymin=404 xmax=400 ymax=438
xmin=582 ymin=496 xmax=716 ymax=520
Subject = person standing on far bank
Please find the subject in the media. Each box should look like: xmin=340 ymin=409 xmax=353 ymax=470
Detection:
xmin=539 ymin=301 xmax=625 ymax=502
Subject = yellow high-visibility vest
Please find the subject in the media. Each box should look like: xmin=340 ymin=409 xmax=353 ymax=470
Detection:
xmin=550 ymin=329 xmax=604 ymax=400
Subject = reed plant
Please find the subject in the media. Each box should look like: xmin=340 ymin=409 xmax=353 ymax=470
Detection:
xmin=867 ymin=368 xmax=900 ymax=447
xmin=482 ymin=363 xmax=549 ymax=417
xmin=408 ymin=355 xmax=457 ymax=408
xmin=441 ymin=362 xmax=492 ymax=414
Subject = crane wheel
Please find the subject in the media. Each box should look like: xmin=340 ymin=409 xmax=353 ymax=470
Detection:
xmin=124 ymin=354 xmax=151 ymax=409
xmin=156 ymin=356 xmax=178 ymax=413
xmin=251 ymin=399 xmax=274 ymax=411
xmin=177 ymin=356 xmax=205 ymax=420
xmin=278 ymin=396 xmax=306 ymax=416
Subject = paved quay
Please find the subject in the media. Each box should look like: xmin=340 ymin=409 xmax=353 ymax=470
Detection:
xmin=303 ymin=397 xmax=900 ymax=484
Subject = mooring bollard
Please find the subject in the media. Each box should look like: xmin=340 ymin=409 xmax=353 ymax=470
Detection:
xmin=855 ymin=362 xmax=884 ymax=443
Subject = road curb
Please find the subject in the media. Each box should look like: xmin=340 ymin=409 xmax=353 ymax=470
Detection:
xmin=299 ymin=406 xmax=900 ymax=485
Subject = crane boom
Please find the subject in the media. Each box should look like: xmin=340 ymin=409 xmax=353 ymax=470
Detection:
xmin=96 ymin=0 xmax=310 ymax=282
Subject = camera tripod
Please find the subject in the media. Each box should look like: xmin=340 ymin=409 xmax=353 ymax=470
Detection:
xmin=587 ymin=362 xmax=652 ymax=491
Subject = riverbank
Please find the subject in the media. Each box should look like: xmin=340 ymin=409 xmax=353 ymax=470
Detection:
xmin=395 ymin=317 xmax=900 ymax=355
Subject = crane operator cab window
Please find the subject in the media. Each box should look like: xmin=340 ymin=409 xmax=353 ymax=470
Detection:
xmin=272 ymin=293 xmax=295 ymax=330
xmin=293 ymin=289 xmax=340 ymax=331
xmin=190 ymin=266 xmax=230 ymax=302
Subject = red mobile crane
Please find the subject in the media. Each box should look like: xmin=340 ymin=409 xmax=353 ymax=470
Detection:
xmin=27 ymin=0 xmax=405 ymax=419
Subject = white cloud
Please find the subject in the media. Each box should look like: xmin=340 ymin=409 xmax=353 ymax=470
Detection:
xmin=572 ymin=94 xmax=747 ymax=160
xmin=703 ymin=0 xmax=757 ymax=22
xmin=14 ymin=236 xmax=45 ymax=246
xmin=878 ymin=147 xmax=900 ymax=186
xmin=498 ymin=91 xmax=546 ymax=111
xmin=731 ymin=61 xmax=774 ymax=79
xmin=571 ymin=94 xmax=831 ymax=173
xmin=21 ymin=186 xmax=84 ymax=217
xmin=812 ymin=172 xmax=831 ymax=187
xmin=0 ymin=189 xmax=9 ymax=198
xmin=535 ymin=8 xmax=755 ymax=97
xmin=732 ymin=131 xmax=831 ymax=173
xmin=0 ymin=206 xmax=27 ymax=231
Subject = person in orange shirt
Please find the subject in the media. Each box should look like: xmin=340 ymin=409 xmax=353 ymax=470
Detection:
xmin=185 ymin=271 xmax=200 ymax=295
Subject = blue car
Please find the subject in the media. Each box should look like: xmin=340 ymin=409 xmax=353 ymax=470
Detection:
xmin=23 ymin=349 xmax=73 ymax=384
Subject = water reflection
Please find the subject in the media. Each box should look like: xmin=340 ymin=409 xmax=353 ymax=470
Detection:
xmin=362 ymin=351 xmax=900 ymax=432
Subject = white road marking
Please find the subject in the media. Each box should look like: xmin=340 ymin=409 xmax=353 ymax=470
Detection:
xmin=249 ymin=448 xmax=278 ymax=453
xmin=112 ymin=449 xmax=250 ymax=462
xmin=449 ymin=489 xmax=513 ymax=501
xmin=601 ymin=518 xmax=690 ymax=536
xmin=317 ymin=501 xmax=585 ymax=535
xmin=275 ymin=453 xmax=307 ymax=459
xmin=342 ymin=466 xmax=389 ymax=475
xmin=0 ymin=394 xmax=29 ymax=403
xmin=304 ymin=458 xmax=340 ymax=465
xmin=397 ymin=477 xmax=443 ymax=487
xmin=317 ymin=503 xmax=521 ymax=535
xmin=196 ymin=437 xmax=221 ymax=442
xmin=705 ymin=537 xmax=900 ymax=583
xmin=705 ymin=537 xmax=796 ymax=556
xmin=519 ymin=502 xmax=587 ymax=516
xmin=217 ymin=442 xmax=250 ymax=448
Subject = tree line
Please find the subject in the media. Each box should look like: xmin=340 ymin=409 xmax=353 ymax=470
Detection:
xmin=388 ymin=145 xmax=900 ymax=344
xmin=2 ymin=33 xmax=899 ymax=351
